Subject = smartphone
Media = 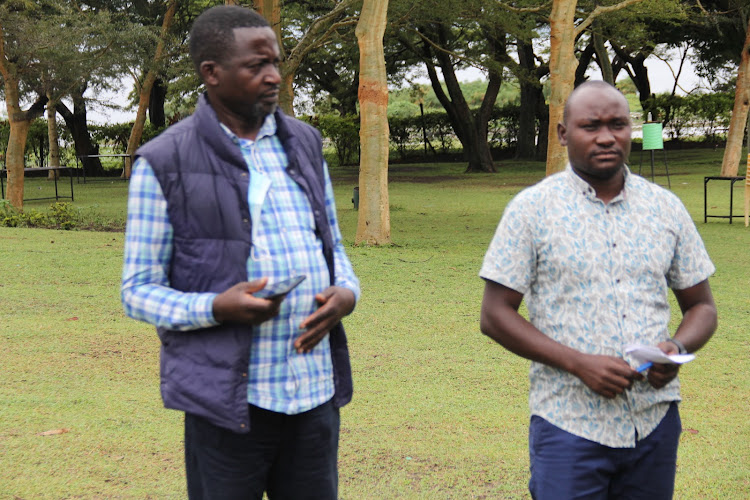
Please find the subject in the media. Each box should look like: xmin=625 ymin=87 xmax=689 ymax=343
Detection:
xmin=254 ymin=275 xmax=307 ymax=300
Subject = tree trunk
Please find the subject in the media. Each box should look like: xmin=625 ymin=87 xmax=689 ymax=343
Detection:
xmin=536 ymin=97 xmax=550 ymax=161
xmin=355 ymin=0 xmax=390 ymax=246
xmin=56 ymin=92 xmax=103 ymax=177
xmin=124 ymin=0 xmax=177 ymax=179
xmin=611 ymin=45 xmax=652 ymax=117
xmin=546 ymin=0 xmax=578 ymax=175
xmin=5 ymin=117 xmax=31 ymax=209
xmin=517 ymin=41 xmax=544 ymax=160
xmin=0 ymin=20 xmax=47 ymax=209
xmin=721 ymin=18 xmax=750 ymax=177
xmin=547 ymin=0 xmax=647 ymax=175
xmin=280 ymin=66 xmax=296 ymax=116
xmin=0 ymin=84 xmax=46 ymax=209
xmin=253 ymin=0 xmax=291 ymax=113
xmin=252 ymin=0 xmax=281 ymax=43
xmin=46 ymin=94 xmax=61 ymax=180
xmin=593 ymin=27 xmax=614 ymax=84
xmin=575 ymin=42 xmax=596 ymax=87
xmin=148 ymin=77 xmax=167 ymax=127
xmin=420 ymin=24 xmax=498 ymax=173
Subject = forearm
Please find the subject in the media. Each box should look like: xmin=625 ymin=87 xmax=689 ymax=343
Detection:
xmin=672 ymin=280 xmax=718 ymax=353
xmin=480 ymin=281 xmax=582 ymax=374
xmin=121 ymin=282 xmax=218 ymax=331
xmin=480 ymin=302 xmax=581 ymax=374
xmin=324 ymin=163 xmax=360 ymax=303
xmin=121 ymin=157 xmax=219 ymax=331
xmin=480 ymin=280 xmax=638 ymax=398
xmin=672 ymin=302 xmax=717 ymax=353
xmin=332 ymin=248 xmax=360 ymax=304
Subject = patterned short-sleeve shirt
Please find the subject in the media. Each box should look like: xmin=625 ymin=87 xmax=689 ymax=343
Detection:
xmin=480 ymin=166 xmax=715 ymax=447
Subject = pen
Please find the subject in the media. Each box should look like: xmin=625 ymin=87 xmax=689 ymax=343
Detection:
xmin=636 ymin=361 xmax=653 ymax=373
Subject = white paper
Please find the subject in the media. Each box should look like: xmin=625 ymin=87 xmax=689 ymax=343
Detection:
xmin=624 ymin=344 xmax=695 ymax=365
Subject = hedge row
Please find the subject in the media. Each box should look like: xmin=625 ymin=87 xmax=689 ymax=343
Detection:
xmin=1 ymin=91 xmax=734 ymax=169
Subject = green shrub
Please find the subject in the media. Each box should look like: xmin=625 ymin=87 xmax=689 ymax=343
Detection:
xmin=0 ymin=201 xmax=78 ymax=230
xmin=311 ymin=114 xmax=360 ymax=167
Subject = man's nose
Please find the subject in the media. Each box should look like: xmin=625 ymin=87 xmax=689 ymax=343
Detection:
xmin=264 ymin=64 xmax=281 ymax=84
xmin=596 ymin=127 xmax=616 ymax=145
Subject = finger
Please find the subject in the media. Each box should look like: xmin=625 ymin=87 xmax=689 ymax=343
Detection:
xmin=295 ymin=314 xmax=337 ymax=352
xmin=294 ymin=329 xmax=328 ymax=353
xmin=314 ymin=292 xmax=332 ymax=306
xmin=299 ymin=302 xmax=335 ymax=329
xmin=245 ymin=277 xmax=269 ymax=293
xmin=600 ymin=388 xmax=616 ymax=399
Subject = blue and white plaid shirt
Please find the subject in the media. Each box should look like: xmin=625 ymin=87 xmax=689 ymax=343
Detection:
xmin=122 ymin=113 xmax=359 ymax=415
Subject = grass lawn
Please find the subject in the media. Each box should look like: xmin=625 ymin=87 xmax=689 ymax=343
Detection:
xmin=0 ymin=148 xmax=748 ymax=498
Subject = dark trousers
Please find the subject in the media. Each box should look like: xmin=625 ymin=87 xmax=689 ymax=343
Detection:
xmin=184 ymin=400 xmax=340 ymax=500
xmin=529 ymin=402 xmax=681 ymax=500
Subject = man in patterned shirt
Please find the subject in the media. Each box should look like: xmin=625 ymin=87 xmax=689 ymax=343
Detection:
xmin=479 ymin=81 xmax=717 ymax=499
xmin=121 ymin=6 xmax=358 ymax=499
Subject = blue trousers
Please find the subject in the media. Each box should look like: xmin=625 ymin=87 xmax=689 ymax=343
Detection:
xmin=529 ymin=402 xmax=681 ymax=500
xmin=184 ymin=400 xmax=340 ymax=500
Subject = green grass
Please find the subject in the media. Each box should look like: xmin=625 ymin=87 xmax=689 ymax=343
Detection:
xmin=1 ymin=148 xmax=748 ymax=498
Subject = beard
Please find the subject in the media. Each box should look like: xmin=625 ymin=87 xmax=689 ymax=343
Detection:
xmin=240 ymin=100 xmax=277 ymax=127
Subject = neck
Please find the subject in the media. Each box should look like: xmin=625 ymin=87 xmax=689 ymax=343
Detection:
xmin=218 ymin=113 xmax=265 ymax=141
xmin=574 ymin=168 xmax=625 ymax=204
xmin=205 ymin=94 xmax=268 ymax=141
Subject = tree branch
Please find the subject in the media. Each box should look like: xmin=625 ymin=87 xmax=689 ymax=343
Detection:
xmin=496 ymin=1 xmax=551 ymax=14
xmin=575 ymin=0 xmax=647 ymax=38
xmin=286 ymin=0 xmax=358 ymax=66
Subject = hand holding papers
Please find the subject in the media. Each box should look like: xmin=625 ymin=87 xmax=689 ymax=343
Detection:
xmin=625 ymin=344 xmax=696 ymax=366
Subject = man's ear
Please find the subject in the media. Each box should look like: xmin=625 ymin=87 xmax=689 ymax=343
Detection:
xmin=200 ymin=61 xmax=219 ymax=87
xmin=557 ymin=122 xmax=567 ymax=147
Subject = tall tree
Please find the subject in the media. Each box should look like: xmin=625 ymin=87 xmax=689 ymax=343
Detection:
xmin=55 ymin=85 xmax=104 ymax=177
xmin=397 ymin=0 xmax=515 ymax=173
xmin=590 ymin=1 xmax=690 ymax=119
xmin=515 ymin=38 xmax=549 ymax=160
xmin=721 ymin=16 xmax=750 ymax=177
xmin=0 ymin=2 xmax=49 ymax=209
xmin=296 ymin=6 xmax=414 ymax=117
xmin=124 ymin=0 xmax=177 ymax=179
xmin=356 ymin=0 xmax=390 ymax=245
xmin=546 ymin=0 xmax=647 ymax=175
xmin=32 ymin=6 xmax=123 ymax=177
xmin=0 ymin=1 xmax=120 ymax=206
xmin=690 ymin=0 xmax=750 ymax=176
xmin=256 ymin=0 xmax=359 ymax=115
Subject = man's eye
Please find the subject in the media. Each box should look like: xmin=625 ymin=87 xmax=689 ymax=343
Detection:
xmin=247 ymin=60 xmax=279 ymax=72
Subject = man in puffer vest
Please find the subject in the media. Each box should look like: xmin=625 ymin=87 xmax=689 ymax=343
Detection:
xmin=121 ymin=5 xmax=359 ymax=499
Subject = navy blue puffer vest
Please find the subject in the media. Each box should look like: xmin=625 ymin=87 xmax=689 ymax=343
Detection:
xmin=135 ymin=94 xmax=352 ymax=433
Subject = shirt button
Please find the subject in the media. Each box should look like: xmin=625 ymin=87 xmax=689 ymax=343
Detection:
xmin=243 ymin=218 xmax=249 ymax=223
xmin=612 ymin=243 xmax=617 ymax=248
xmin=616 ymin=279 xmax=621 ymax=284
xmin=240 ymin=423 xmax=246 ymax=428
xmin=622 ymin=314 xmax=627 ymax=319
xmin=242 ymin=372 xmax=247 ymax=378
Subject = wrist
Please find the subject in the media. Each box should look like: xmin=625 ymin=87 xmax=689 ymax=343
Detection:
xmin=561 ymin=349 xmax=585 ymax=376
xmin=666 ymin=337 xmax=687 ymax=354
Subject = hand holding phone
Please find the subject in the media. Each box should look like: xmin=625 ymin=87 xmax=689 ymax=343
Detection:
xmin=254 ymin=275 xmax=306 ymax=300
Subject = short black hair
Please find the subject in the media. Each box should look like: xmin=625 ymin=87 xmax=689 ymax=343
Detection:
xmin=189 ymin=5 xmax=271 ymax=74
xmin=563 ymin=80 xmax=627 ymax=123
